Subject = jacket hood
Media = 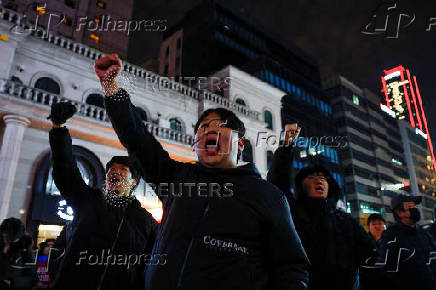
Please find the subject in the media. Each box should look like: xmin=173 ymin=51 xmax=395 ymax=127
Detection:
xmin=294 ymin=165 xmax=341 ymax=202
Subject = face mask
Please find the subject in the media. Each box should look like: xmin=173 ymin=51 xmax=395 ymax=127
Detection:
xmin=409 ymin=208 xmax=421 ymax=222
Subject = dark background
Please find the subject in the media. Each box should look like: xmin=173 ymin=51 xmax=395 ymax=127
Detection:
xmin=139 ymin=0 xmax=436 ymax=139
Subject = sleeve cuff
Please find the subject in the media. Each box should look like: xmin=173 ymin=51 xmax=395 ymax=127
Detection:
xmin=105 ymin=88 xmax=129 ymax=102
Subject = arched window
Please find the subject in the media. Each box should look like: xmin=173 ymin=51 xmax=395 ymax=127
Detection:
xmin=45 ymin=158 xmax=92 ymax=196
xmin=241 ymin=139 xmax=253 ymax=163
xmin=135 ymin=107 xmax=148 ymax=122
xmin=169 ymin=118 xmax=182 ymax=132
xmin=34 ymin=77 xmax=60 ymax=94
xmin=86 ymin=93 xmax=105 ymax=108
xmin=235 ymin=98 xmax=246 ymax=106
xmin=264 ymin=110 xmax=273 ymax=130
xmin=29 ymin=146 xmax=105 ymax=226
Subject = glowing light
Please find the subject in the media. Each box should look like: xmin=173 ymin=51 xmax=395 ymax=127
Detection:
xmin=415 ymin=128 xmax=428 ymax=139
xmin=57 ymin=199 xmax=74 ymax=221
xmin=38 ymin=224 xmax=64 ymax=232
xmin=380 ymin=104 xmax=396 ymax=118
xmin=0 ymin=34 xmax=8 ymax=42
xmin=90 ymin=33 xmax=100 ymax=42
xmin=36 ymin=4 xmax=47 ymax=15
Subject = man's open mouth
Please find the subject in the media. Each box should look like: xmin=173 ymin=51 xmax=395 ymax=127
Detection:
xmin=315 ymin=186 xmax=324 ymax=192
xmin=205 ymin=134 xmax=219 ymax=156
xmin=110 ymin=177 xmax=120 ymax=184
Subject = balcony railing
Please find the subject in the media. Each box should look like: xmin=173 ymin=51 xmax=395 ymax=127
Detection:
xmin=0 ymin=7 xmax=261 ymax=121
xmin=0 ymin=79 xmax=195 ymax=145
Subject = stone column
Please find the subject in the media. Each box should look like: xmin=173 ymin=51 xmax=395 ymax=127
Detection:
xmin=0 ymin=115 xmax=30 ymax=220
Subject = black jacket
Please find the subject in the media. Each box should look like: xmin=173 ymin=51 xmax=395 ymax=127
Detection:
xmin=105 ymin=88 xmax=310 ymax=290
xmin=0 ymin=236 xmax=36 ymax=290
xmin=49 ymin=128 xmax=157 ymax=290
xmin=379 ymin=222 xmax=436 ymax=290
xmin=267 ymin=146 xmax=377 ymax=290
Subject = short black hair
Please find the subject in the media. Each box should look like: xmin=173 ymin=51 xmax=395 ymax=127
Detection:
xmin=105 ymin=156 xmax=140 ymax=192
xmin=367 ymin=213 xmax=385 ymax=226
xmin=0 ymin=218 xmax=24 ymax=243
xmin=194 ymin=108 xmax=246 ymax=139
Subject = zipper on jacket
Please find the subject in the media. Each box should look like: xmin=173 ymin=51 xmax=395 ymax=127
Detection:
xmin=176 ymin=202 xmax=210 ymax=290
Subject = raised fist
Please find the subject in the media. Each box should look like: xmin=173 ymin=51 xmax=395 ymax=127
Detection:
xmin=283 ymin=123 xmax=301 ymax=146
xmin=94 ymin=53 xmax=122 ymax=96
xmin=48 ymin=101 xmax=77 ymax=125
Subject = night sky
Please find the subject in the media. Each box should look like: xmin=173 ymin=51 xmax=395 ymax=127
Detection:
xmin=140 ymin=0 xmax=436 ymax=139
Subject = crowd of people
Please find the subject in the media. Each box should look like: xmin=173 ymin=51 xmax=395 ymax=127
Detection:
xmin=1 ymin=53 xmax=436 ymax=289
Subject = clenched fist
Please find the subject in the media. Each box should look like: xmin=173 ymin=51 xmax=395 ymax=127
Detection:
xmin=283 ymin=123 xmax=301 ymax=146
xmin=94 ymin=53 xmax=122 ymax=96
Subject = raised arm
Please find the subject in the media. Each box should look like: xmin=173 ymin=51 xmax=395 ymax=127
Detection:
xmin=95 ymin=54 xmax=182 ymax=200
xmin=47 ymin=102 xmax=91 ymax=208
xmin=49 ymin=126 xmax=90 ymax=208
xmin=267 ymin=124 xmax=300 ymax=195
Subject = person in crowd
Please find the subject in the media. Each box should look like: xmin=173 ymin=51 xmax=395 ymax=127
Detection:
xmin=0 ymin=218 xmax=36 ymax=290
xmin=367 ymin=213 xmax=386 ymax=245
xmin=379 ymin=194 xmax=436 ymax=290
xmin=359 ymin=214 xmax=387 ymax=290
xmin=47 ymin=102 xmax=157 ymax=290
xmin=267 ymin=121 xmax=377 ymax=290
xmin=95 ymin=53 xmax=310 ymax=290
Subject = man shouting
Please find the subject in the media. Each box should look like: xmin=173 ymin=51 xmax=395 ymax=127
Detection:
xmin=95 ymin=53 xmax=310 ymax=290
xmin=48 ymin=102 xmax=157 ymax=290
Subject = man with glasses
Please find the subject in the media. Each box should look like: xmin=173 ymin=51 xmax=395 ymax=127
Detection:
xmin=94 ymin=53 xmax=310 ymax=290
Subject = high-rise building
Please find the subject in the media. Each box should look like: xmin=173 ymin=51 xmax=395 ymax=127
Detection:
xmin=324 ymin=75 xmax=410 ymax=224
xmin=398 ymin=119 xmax=436 ymax=221
xmin=381 ymin=65 xmax=436 ymax=173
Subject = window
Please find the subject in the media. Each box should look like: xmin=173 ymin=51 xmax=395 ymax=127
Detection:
xmin=165 ymin=46 xmax=169 ymax=57
xmin=175 ymin=57 xmax=180 ymax=68
xmin=46 ymin=159 xmax=91 ymax=196
xmin=170 ymin=118 xmax=182 ymax=132
xmin=164 ymin=64 xmax=168 ymax=76
xmin=264 ymin=110 xmax=273 ymax=130
xmin=30 ymin=146 xmax=105 ymax=224
xmin=235 ymin=98 xmax=246 ymax=106
xmin=352 ymin=94 xmax=360 ymax=105
xmin=241 ymin=140 xmax=253 ymax=163
xmin=34 ymin=77 xmax=60 ymax=94
xmin=85 ymin=93 xmax=104 ymax=108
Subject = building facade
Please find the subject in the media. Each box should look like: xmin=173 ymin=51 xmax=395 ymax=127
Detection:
xmin=0 ymin=7 xmax=278 ymax=241
xmin=2 ymin=0 xmax=164 ymax=64
xmin=324 ymin=75 xmax=410 ymax=224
